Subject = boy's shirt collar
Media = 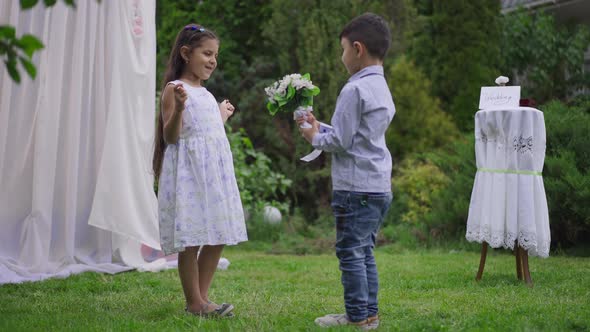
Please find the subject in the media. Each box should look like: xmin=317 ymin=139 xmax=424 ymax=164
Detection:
xmin=348 ymin=65 xmax=383 ymax=82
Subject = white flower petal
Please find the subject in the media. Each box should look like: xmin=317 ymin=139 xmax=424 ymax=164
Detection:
xmin=495 ymin=76 xmax=509 ymax=85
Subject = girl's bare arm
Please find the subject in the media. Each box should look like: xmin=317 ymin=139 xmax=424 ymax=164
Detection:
xmin=162 ymin=84 xmax=187 ymax=144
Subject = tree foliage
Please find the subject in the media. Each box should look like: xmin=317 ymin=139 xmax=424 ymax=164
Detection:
xmin=409 ymin=0 xmax=502 ymax=131
xmin=386 ymin=56 xmax=459 ymax=161
xmin=500 ymin=10 xmax=590 ymax=103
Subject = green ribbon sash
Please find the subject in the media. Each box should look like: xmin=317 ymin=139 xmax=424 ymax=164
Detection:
xmin=477 ymin=168 xmax=542 ymax=176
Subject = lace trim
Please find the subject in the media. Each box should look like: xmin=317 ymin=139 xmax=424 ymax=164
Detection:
xmin=466 ymin=225 xmax=550 ymax=258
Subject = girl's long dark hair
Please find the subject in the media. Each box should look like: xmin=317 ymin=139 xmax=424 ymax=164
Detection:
xmin=153 ymin=24 xmax=218 ymax=184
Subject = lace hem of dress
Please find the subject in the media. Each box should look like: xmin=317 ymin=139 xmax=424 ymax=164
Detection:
xmin=466 ymin=227 xmax=550 ymax=258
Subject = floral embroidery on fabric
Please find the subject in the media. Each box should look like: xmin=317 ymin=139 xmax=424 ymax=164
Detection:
xmin=131 ymin=0 xmax=144 ymax=37
xmin=476 ymin=130 xmax=488 ymax=143
xmin=513 ymin=135 xmax=533 ymax=154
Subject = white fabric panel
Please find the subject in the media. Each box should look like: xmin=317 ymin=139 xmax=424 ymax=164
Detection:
xmin=87 ymin=1 xmax=160 ymax=250
xmin=0 ymin=0 xmax=163 ymax=283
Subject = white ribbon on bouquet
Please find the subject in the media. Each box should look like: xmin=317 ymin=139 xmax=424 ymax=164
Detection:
xmin=294 ymin=106 xmax=333 ymax=162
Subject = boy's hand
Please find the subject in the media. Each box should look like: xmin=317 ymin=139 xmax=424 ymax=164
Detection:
xmin=219 ymin=99 xmax=235 ymax=123
xmin=297 ymin=111 xmax=319 ymax=143
xmin=173 ymin=84 xmax=187 ymax=113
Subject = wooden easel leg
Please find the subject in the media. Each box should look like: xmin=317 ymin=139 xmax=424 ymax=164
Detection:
xmin=476 ymin=242 xmax=488 ymax=281
xmin=520 ymin=246 xmax=533 ymax=287
xmin=515 ymin=241 xmax=523 ymax=280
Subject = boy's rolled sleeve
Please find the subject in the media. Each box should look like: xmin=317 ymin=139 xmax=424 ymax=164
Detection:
xmin=312 ymin=85 xmax=361 ymax=153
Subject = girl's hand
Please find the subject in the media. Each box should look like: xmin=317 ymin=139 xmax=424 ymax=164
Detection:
xmin=219 ymin=99 xmax=236 ymax=123
xmin=173 ymin=84 xmax=187 ymax=112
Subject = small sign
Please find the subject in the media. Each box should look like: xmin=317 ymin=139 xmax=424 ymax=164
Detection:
xmin=479 ymin=86 xmax=520 ymax=109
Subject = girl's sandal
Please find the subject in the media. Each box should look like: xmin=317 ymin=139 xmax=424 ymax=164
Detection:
xmin=185 ymin=302 xmax=234 ymax=318
xmin=200 ymin=302 xmax=234 ymax=318
xmin=207 ymin=301 xmax=234 ymax=317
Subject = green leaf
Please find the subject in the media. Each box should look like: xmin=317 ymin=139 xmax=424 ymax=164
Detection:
xmin=5 ymin=59 xmax=21 ymax=83
xmin=0 ymin=26 xmax=16 ymax=39
xmin=286 ymin=85 xmax=295 ymax=99
xmin=301 ymin=86 xmax=321 ymax=98
xmin=267 ymin=102 xmax=278 ymax=115
xmin=302 ymin=73 xmax=310 ymax=80
xmin=18 ymin=34 xmax=44 ymax=57
xmin=277 ymin=99 xmax=288 ymax=107
xmin=64 ymin=0 xmax=76 ymax=7
xmin=20 ymin=0 xmax=39 ymax=9
xmin=43 ymin=0 xmax=57 ymax=6
xmin=241 ymin=137 xmax=253 ymax=149
xmin=19 ymin=56 xmax=36 ymax=79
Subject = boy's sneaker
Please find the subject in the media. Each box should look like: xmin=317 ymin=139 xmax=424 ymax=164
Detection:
xmin=315 ymin=314 xmax=376 ymax=330
xmin=367 ymin=315 xmax=380 ymax=329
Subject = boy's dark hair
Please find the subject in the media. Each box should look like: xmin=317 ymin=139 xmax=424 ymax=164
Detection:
xmin=340 ymin=13 xmax=391 ymax=60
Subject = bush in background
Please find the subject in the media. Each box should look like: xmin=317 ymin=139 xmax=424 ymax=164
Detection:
xmin=542 ymin=99 xmax=590 ymax=248
xmin=244 ymin=208 xmax=336 ymax=255
xmin=226 ymin=126 xmax=292 ymax=215
xmin=386 ymin=56 xmax=459 ymax=162
xmin=382 ymin=157 xmax=450 ymax=247
xmin=384 ymin=133 xmax=475 ymax=246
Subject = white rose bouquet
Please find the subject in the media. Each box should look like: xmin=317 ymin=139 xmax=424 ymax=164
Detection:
xmin=264 ymin=73 xmax=320 ymax=128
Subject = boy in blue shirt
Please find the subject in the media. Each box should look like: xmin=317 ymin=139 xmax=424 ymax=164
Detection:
xmin=298 ymin=12 xmax=395 ymax=330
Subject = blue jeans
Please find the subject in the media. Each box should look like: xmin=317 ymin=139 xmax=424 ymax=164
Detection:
xmin=332 ymin=190 xmax=392 ymax=323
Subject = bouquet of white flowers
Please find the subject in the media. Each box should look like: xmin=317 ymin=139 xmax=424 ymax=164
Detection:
xmin=264 ymin=73 xmax=320 ymax=128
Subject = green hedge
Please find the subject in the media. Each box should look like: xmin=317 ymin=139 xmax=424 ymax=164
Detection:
xmin=542 ymin=99 xmax=590 ymax=248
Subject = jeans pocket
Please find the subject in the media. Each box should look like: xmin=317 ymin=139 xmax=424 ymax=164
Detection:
xmin=332 ymin=204 xmax=351 ymax=233
xmin=332 ymin=191 xmax=353 ymax=241
xmin=352 ymin=217 xmax=380 ymax=241
xmin=350 ymin=193 xmax=392 ymax=237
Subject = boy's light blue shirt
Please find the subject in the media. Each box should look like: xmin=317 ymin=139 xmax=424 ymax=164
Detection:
xmin=312 ymin=65 xmax=395 ymax=193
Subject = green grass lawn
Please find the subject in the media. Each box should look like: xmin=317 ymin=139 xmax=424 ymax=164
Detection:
xmin=1 ymin=246 xmax=589 ymax=331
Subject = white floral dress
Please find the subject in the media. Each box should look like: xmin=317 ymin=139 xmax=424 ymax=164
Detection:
xmin=158 ymin=80 xmax=247 ymax=255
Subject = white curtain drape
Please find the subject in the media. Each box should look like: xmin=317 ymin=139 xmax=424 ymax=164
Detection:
xmin=0 ymin=0 xmax=167 ymax=284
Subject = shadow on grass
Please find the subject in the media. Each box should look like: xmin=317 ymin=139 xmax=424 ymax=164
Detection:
xmin=471 ymin=273 xmax=532 ymax=287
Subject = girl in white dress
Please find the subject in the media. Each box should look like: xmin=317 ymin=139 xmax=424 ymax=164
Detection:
xmin=152 ymin=23 xmax=247 ymax=317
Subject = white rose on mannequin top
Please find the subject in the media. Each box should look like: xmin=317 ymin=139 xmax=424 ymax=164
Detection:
xmin=495 ymin=76 xmax=509 ymax=85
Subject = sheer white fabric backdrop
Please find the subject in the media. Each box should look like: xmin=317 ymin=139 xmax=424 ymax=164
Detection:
xmin=0 ymin=0 xmax=168 ymax=284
